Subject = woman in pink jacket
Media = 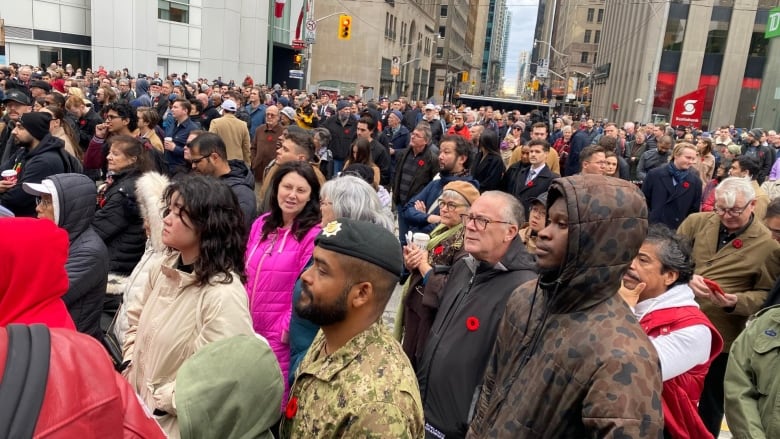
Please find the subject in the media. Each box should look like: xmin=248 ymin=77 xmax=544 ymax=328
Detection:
xmin=245 ymin=161 xmax=321 ymax=408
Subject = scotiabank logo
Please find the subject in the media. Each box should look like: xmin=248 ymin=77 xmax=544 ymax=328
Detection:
xmin=681 ymin=100 xmax=697 ymax=116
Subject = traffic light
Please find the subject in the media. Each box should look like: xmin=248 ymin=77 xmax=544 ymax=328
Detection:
xmin=461 ymin=71 xmax=468 ymax=82
xmin=338 ymin=15 xmax=352 ymax=40
xmin=293 ymin=53 xmax=303 ymax=67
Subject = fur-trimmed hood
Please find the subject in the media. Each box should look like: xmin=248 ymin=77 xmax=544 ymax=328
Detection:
xmin=135 ymin=171 xmax=169 ymax=252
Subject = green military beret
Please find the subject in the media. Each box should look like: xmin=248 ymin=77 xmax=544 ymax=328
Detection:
xmin=316 ymin=218 xmax=403 ymax=277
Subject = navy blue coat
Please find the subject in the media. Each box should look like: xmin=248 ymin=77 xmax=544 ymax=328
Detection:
xmin=501 ymin=163 xmax=559 ymax=221
xmin=641 ymin=166 xmax=702 ymax=230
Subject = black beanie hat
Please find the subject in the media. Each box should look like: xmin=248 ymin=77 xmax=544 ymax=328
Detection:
xmin=19 ymin=112 xmax=52 ymax=142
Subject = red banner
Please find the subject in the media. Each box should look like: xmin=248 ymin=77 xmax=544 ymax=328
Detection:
xmin=671 ymin=87 xmax=706 ymax=129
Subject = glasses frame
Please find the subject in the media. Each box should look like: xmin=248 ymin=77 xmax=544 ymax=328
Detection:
xmin=459 ymin=214 xmax=513 ymax=231
xmin=35 ymin=197 xmax=52 ymax=207
xmin=438 ymin=200 xmax=467 ymax=211
xmin=713 ymin=200 xmax=753 ymax=217
xmin=190 ymin=154 xmax=210 ymax=165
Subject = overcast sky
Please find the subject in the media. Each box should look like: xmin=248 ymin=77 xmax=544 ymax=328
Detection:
xmin=503 ymin=0 xmax=539 ymax=94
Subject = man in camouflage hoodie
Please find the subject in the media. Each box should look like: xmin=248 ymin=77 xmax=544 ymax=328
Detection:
xmin=467 ymin=175 xmax=664 ymax=438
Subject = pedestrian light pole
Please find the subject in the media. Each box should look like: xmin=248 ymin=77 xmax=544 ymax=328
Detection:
xmin=533 ymin=39 xmax=569 ymax=106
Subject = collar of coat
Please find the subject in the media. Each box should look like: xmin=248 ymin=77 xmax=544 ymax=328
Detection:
xmin=298 ymin=321 xmax=387 ymax=382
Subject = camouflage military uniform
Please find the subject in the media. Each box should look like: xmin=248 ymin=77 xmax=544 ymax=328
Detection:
xmin=280 ymin=322 xmax=424 ymax=439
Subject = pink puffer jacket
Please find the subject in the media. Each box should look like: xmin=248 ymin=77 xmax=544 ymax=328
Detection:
xmin=245 ymin=213 xmax=320 ymax=407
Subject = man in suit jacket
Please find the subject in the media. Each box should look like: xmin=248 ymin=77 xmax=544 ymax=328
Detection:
xmin=642 ymin=142 xmax=702 ymax=230
xmin=501 ymin=139 xmax=559 ymax=220
xmin=677 ymin=176 xmax=780 ymax=438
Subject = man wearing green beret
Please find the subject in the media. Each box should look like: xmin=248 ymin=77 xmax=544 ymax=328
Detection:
xmin=281 ymin=218 xmax=424 ymax=439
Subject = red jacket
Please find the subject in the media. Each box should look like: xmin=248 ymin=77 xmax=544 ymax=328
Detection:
xmin=0 ymin=326 xmax=165 ymax=438
xmin=447 ymin=123 xmax=471 ymax=141
xmin=642 ymin=306 xmax=724 ymax=439
xmin=0 ymin=218 xmax=75 ymax=330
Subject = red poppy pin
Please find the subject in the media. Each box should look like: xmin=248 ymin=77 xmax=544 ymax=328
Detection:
xmin=418 ymin=159 xmax=425 ymax=167
xmin=526 ymin=180 xmax=534 ymax=188
xmin=732 ymin=239 xmax=743 ymax=249
xmin=433 ymin=245 xmax=444 ymax=256
xmin=285 ymin=396 xmax=298 ymax=419
xmin=682 ymin=181 xmax=690 ymax=189
xmin=267 ymin=135 xmax=274 ymax=142
xmin=466 ymin=316 xmax=480 ymax=331
xmin=344 ymin=129 xmax=350 ymax=135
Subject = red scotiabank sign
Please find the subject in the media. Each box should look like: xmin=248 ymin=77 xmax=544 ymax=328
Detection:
xmin=671 ymin=88 xmax=706 ymax=129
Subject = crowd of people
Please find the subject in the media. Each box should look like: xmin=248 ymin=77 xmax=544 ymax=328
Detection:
xmin=2 ymin=61 xmax=780 ymax=439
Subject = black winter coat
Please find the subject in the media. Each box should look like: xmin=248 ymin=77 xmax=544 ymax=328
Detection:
xmin=416 ymin=237 xmax=537 ymax=438
xmin=0 ymin=134 xmax=68 ymax=217
xmin=50 ymin=173 xmax=108 ymax=339
xmin=323 ymin=115 xmax=358 ymax=160
xmin=92 ymin=169 xmax=146 ymax=275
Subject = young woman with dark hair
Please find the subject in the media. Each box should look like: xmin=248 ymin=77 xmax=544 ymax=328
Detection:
xmin=343 ymin=137 xmax=381 ymax=186
xmin=470 ymin=128 xmax=505 ymax=192
xmin=245 ymin=160 xmax=322 ymax=409
xmin=123 ymin=174 xmax=255 ymax=437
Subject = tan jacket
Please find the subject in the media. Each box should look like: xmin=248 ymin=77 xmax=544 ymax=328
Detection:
xmin=209 ymin=113 xmax=252 ymax=164
xmin=677 ymin=212 xmax=780 ymax=350
xmin=123 ymin=252 xmax=255 ymax=437
xmin=752 ymin=180 xmax=769 ymax=222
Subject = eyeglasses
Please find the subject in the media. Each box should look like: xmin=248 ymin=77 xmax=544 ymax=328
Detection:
xmin=460 ymin=214 xmax=513 ymax=231
xmin=319 ymin=200 xmax=333 ymax=207
xmin=714 ymin=201 xmax=752 ymax=217
xmin=104 ymin=114 xmax=121 ymax=121
xmin=438 ymin=200 xmax=467 ymax=210
xmin=190 ymin=155 xmax=210 ymax=165
xmin=35 ymin=197 xmax=52 ymax=207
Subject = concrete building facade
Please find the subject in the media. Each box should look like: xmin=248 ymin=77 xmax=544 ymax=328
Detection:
xmin=594 ymin=0 xmax=778 ymax=128
xmin=306 ymin=1 xmax=436 ymax=101
xmin=430 ymin=0 xmax=473 ymax=103
xmin=2 ymin=0 xmax=271 ymax=82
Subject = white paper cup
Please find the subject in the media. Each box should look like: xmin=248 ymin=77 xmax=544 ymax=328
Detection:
xmin=164 ymin=137 xmax=173 ymax=143
xmin=412 ymin=232 xmax=430 ymax=250
xmin=1 ymin=169 xmax=17 ymax=182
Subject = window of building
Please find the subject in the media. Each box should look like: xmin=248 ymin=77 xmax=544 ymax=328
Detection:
xmin=385 ymin=13 xmax=390 ymax=38
xmin=158 ymin=0 xmax=189 ymax=23
xmin=594 ymin=30 xmax=601 ymax=44
xmin=580 ymin=52 xmax=589 ymax=63
xmin=597 ymin=9 xmax=604 ymax=23
xmin=393 ymin=16 xmax=398 ymax=41
xmin=436 ymin=47 xmax=444 ymax=58
xmin=441 ymin=5 xmax=448 ymax=17
xmin=584 ymin=30 xmax=592 ymax=43
xmin=587 ymin=8 xmax=594 ymax=22
xmin=439 ymin=26 xmax=446 ymax=39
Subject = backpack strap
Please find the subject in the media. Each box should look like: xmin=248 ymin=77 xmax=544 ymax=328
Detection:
xmin=0 ymin=324 xmax=51 ymax=438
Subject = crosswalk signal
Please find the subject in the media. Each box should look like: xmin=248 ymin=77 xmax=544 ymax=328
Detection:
xmin=293 ymin=53 xmax=303 ymax=67
xmin=338 ymin=15 xmax=352 ymax=40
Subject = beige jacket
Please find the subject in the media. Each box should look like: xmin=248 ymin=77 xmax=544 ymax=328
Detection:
xmin=209 ymin=113 xmax=252 ymax=164
xmin=123 ymin=252 xmax=255 ymax=438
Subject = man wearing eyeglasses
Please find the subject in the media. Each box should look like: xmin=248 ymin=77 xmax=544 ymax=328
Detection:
xmin=416 ymin=191 xmax=536 ymax=439
xmin=677 ymin=176 xmax=780 ymax=438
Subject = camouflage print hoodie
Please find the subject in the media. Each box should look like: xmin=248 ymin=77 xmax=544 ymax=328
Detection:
xmin=467 ymin=175 xmax=665 ymax=439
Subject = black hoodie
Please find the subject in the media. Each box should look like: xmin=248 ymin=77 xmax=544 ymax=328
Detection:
xmin=0 ymin=134 xmax=67 ymax=217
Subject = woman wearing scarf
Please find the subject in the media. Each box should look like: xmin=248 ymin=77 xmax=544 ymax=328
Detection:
xmin=396 ymin=181 xmax=480 ymax=370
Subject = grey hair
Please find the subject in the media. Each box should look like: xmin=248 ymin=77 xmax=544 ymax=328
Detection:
xmin=414 ymin=122 xmax=432 ymax=142
xmin=311 ymin=127 xmax=331 ymax=146
xmin=482 ymin=191 xmax=524 ymax=225
xmin=715 ymin=177 xmax=755 ymax=207
xmin=561 ymin=125 xmax=572 ymax=133
xmin=644 ymin=224 xmax=694 ymax=286
xmin=321 ymin=176 xmax=394 ymax=231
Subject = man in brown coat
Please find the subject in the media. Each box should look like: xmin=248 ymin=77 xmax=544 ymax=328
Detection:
xmin=250 ymin=105 xmax=283 ymax=185
xmin=677 ymin=176 xmax=780 ymax=437
xmin=208 ymin=99 xmax=251 ymax=164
